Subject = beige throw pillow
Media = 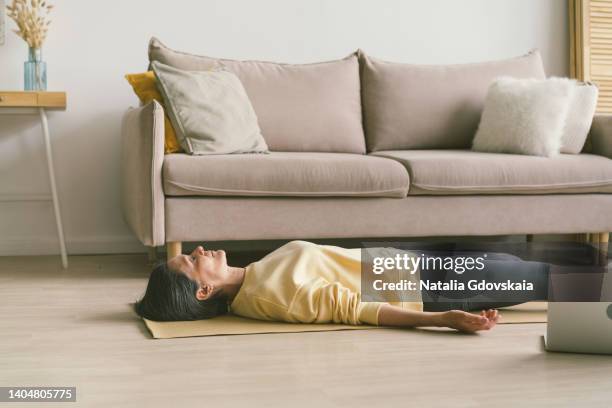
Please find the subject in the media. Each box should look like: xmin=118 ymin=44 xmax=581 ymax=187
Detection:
xmin=152 ymin=61 xmax=269 ymax=155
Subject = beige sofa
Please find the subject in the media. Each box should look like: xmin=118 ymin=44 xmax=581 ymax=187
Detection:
xmin=121 ymin=39 xmax=612 ymax=258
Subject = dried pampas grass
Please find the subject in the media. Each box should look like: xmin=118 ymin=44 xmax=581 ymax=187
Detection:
xmin=6 ymin=0 xmax=53 ymax=49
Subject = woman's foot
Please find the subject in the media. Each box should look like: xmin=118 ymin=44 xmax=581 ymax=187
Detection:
xmin=442 ymin=309 xmax=500 ymax=333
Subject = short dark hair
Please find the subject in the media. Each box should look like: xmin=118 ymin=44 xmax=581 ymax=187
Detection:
xmin=134 ymin=261 xmax=228 ymax=321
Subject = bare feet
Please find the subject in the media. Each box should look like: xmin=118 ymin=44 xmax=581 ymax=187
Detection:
xmin=442 ymin=309 xmax=500 ymax=333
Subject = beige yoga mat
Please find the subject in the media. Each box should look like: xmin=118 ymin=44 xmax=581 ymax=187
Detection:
xmin=142 ymin=302 xmax=547 ymax=339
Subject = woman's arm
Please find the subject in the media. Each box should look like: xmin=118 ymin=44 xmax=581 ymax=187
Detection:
xmin=377 ymin=304 xmax=499 ymax=333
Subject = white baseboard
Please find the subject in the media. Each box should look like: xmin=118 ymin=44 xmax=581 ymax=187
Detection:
xmin=0 ymin=235 xmax=147 ymax=256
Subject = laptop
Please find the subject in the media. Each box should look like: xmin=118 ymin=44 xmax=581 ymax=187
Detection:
xmin=545 ymin=302 xmax=612 ymax=355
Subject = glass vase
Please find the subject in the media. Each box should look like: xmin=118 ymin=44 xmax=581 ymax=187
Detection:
xmin=24 ymin=47 xmax=47 ymax=91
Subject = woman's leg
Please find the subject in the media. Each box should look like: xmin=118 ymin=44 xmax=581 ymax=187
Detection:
xmin=421 ymin=252 xmax=549 ymax=312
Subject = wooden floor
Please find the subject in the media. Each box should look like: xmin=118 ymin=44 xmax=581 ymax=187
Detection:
xmin=1 ymin=253 xmax=612 ymax=408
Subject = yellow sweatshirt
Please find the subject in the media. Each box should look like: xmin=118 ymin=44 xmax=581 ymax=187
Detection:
xmin=229 ymin=240 xmax=423 ymax=326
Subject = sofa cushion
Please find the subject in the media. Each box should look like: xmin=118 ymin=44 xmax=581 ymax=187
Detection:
xmin=359 ymin=50 xmax=546 ymax=152
xmin=163 ymin=152 xmax=409 ymax=198
xmin=371 ymin=150 xmax=612 ymax=195
xmin=149 ymin=37 xmax=365 ymax=154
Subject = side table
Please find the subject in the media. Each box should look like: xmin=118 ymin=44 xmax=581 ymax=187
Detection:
xmin=0 ymin=91 xmax=68 ymax=268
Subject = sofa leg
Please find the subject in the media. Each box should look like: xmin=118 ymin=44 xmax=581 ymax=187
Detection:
xmin=599 ymin=233 xmax=610 ymax=266
xmin=167 ymin=241 xmax=182 ymax=259
xmin=147 ymin=246 xmax=158 ymax=264
xmin=588 ymin=233 xmax=609 ymax=266
xmin=576 ymin=233 xmax=589 ymax=243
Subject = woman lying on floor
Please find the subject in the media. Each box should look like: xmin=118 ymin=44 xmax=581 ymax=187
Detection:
xmin=134 ymin=240 xmax=549 ymax=333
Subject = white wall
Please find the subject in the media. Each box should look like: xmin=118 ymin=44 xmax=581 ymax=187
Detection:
xmin=0 ymin=0 xmax=568 ymax=255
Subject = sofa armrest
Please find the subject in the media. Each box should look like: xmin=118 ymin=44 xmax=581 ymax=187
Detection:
xmin=589 ymin=114 xmax=612 ymax=159
xmin=120 ymin=100 xmax=165 ymax=247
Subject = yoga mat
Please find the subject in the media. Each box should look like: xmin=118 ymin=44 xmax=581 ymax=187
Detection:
xmin=141 ymin=302 xmax=547 ymax=339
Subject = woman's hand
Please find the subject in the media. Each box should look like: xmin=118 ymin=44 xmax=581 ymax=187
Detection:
xmin=377 ymin=304 xmax=500 ymax=333
xmin=442 ymin=309 xmax=500 ymax=333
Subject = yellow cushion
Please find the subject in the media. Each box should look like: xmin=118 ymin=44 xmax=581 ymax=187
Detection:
xmin=125 ymin=71 xmax=182 ymax=154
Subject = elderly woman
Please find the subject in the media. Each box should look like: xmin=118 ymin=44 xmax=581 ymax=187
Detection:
xmin=135 ymin=240 xmax=549 ymax=333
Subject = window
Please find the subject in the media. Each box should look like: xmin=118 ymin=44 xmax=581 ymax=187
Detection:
xmin=570 ymin=0 xmax=612 ymax=113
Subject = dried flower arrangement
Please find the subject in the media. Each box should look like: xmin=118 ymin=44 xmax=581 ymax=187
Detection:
xmin=6 ymin=0 xmax=53 ymax=49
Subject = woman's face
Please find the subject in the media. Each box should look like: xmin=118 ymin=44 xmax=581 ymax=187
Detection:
xmin=167 ymin=246 xmax=228 ymax=299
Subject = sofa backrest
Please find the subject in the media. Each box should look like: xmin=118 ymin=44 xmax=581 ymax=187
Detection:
xmin=359 ymin=50 xmax=546 ymax=152
xmin=149 ymin=37 xmax=366 ymax=154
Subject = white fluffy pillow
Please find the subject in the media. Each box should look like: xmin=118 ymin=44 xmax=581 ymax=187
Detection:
xmin=560 ymin=82 xmax=598 ymax=154
xmin=472 ymin=77 xmax=574 ymax=157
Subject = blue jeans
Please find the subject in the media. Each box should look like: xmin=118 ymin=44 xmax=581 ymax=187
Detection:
xmin=419 ymin=251 xmax=549 ymax=312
